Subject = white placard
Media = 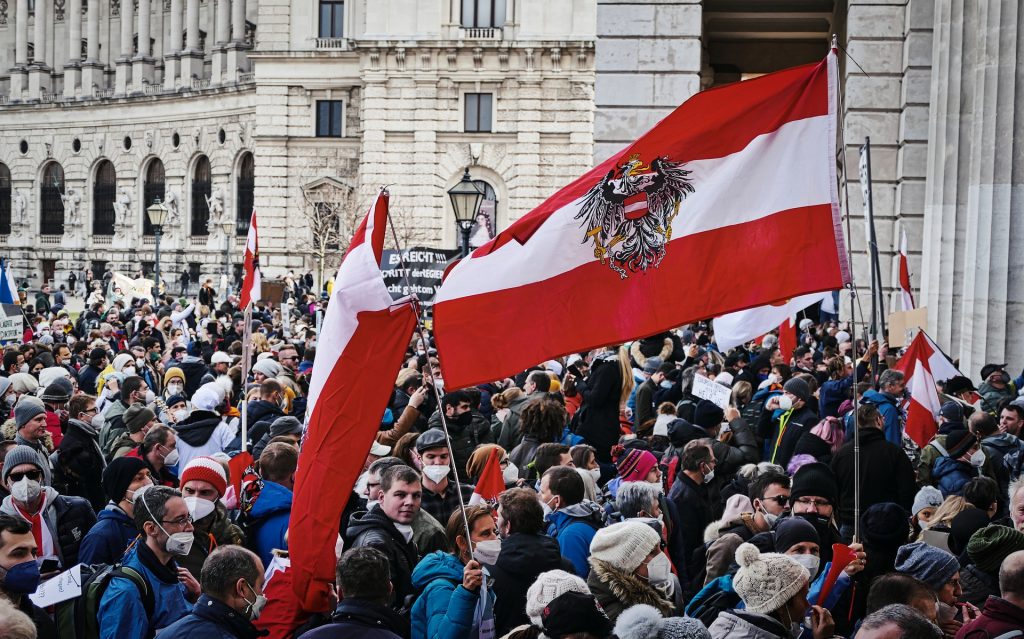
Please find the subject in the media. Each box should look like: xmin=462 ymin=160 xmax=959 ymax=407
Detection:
xmin=29 ymin=563 xmax=82 ymax=607
xmin=0 ymin=304 xmax=21 ymax=341
xmin=692 ymin=374 xmax=731 ymax=410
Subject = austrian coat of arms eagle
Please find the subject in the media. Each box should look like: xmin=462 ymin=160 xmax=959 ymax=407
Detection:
xmin=575 ymin=154 xmax=695 ymax=279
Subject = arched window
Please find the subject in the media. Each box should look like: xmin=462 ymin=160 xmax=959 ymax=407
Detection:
xmin=143 ymin=159 xmax=165 ymax=236
xmin=191 ymin=155 xmax=211 ymax=236
xmin=0 ymin=163 xmax=10 ymax=236
xmin=468 ymin=180 xmax=498 ymax=249
xmin=236 ymin=153 xmax=254 ymax=236
xmin=93 ymin=161 xmax=117 ymax=236
xmin=40 ymin=162 xmax=65 ymax=235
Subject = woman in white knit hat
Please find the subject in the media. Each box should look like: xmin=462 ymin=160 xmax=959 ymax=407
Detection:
xmin=500 ymin=568 xmax=591 ymax=639
xmin=708 ymin=542 xmax=835 ymax=639
xmin=586 ymin=520 xmax=674 ymax=623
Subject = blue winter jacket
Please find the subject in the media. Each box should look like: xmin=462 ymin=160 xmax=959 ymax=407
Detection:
xmin=545 ymin=501 xmax=604 ymax=578
xmin=98 ymin=543 xmax=192 ymax=639
xmin=249 ymin=480 xmax=292 ymax=568
xmin=932 ymin=456 xmax=975 ymax=497
xmin=159 ymin=594 xmax=263 ymax=639
xmin=860 ymin=390 xmax=902 ymax=445
xmin=79 ymin=504 xmax=138 ymax=565
xmin=411 ymin=551 xmax=494 ymax=639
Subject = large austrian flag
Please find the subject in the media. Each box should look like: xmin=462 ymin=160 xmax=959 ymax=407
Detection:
xmin=434 ymin=52 xmax=849 ymax=389
xmin=289 ymin=189 xmax=418 ymax=612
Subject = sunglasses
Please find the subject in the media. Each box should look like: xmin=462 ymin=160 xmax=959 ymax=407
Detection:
xmin=9 ymin=470 xmax=42 ymax=482
xmin=763 ymin=495 xmax=789 ymax=506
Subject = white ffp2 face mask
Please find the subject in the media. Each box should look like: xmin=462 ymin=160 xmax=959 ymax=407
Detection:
xmin=11 ymin=477 xmax=42 ymax=504
xmin=643 ymin=552 xmax=672 ymax=586
xmin=502 ymin=461 xmax=520 ymax=484
xmin=422 ymin=465 xmax=450 ymax=484
xmin=183 ymin=496 xmax=216 ymax=521
xmin=473 ymin=538 xmax=502 ymax=565
xmin=790 ymin=553 xmax=820 ymax=578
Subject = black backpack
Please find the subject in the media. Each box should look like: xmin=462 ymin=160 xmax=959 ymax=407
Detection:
xmin=55 ymin=562 xmax=155 ymax=639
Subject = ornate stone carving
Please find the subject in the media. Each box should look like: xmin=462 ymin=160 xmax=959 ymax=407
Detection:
xmin=0 ymin=0 xmax=9 ymax=26
xmin=54 ymin=0 xmax=65 ymax=21
xmin=61 ymin=188 xmax=82 ymax=225
xmin=110 ymin=0 xmax=119 ymax=17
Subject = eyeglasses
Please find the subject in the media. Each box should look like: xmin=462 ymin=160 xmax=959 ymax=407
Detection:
xmin=763 ymin=495 xmax=789 ymax=506
xmin=8 ymin=470 xmax=42 ymax=482
xmin=162 ymin=515 xmax=194 ymax=527
xmin=794 ymin=497 xmax=832 ymax=508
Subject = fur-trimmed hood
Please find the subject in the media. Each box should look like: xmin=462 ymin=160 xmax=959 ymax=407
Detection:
xmin=587 ymin=556 xmax=674 ymax=620
xmin=630 ymin=338 xmax=673 ymax=369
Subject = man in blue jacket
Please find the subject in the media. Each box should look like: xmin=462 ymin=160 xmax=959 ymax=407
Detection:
xmin=248 ymin=442 xmax=296 ymax=567
xmin=160 ymin=545 xmax=266 ymax=639
xmin=97 ymin=485 xmax=201 ymax=639
xmin=541 ymin=466 xmax=605 ymax=577
xmin=860 ymin=369 xmax=907 ymax=446
xmin=79 ymin=457 xmax=153 ymax=565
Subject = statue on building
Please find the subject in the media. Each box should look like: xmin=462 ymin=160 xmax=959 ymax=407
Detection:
xmin=61 ymin=188 xmax=82 ymax=226
xmin=113 ymin=187 xmax=132 ymax=236
xmin=206 ymin=186 xmax=225 ymax=233
xmin=12 ymin=189 xmax=28 ymax=230
xmin=165 ymin=189 xmax=182 ymax=224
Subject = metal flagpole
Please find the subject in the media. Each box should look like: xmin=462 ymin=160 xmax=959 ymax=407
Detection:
xmin=241 ymin=304 xmax=253 ymax=451
xmin=381 ymin=191 xmax=475 ymax=559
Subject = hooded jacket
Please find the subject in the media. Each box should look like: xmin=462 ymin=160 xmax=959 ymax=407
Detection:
xmin=410 ymin=551 xmax=494 ymax=639
xmin=708 ymin=610 xmax=793 ymax=639
xmin=79 ymin=503 xmax=138 ymax=565
xmin=347 ymin=507 xmax=420 ymax=611
xmin=488 ymin=532 xmax=575 ymax=635
xmin=1 ymin=486 xmax=96 ymax=568
xmin=249 ymin=479 xmax=292 ymax=568
xmin=99 ymin=399 xmax=130 ymax=451
xmin=586 ymin=556 xmax=674 ymax=623
xmin=859 ymin=389 xmax=903 ymax=446
xmin=97 ymin=541 xmax=192 ymax=639
xmin=174 ymin=410 xmax=236 ymax=469
xmin=545 ymin=500 xmax=605 ymax=578
xmin=978 ymin=382 xmax=1015 ymax=414
xmin=54 ymin=417 xmax=107 ymax=510
xmin=158 ymin=594 xmax=263 ymax=639
xmin=300 ymin=597 xmax=409 ymax=639
xmin=932 ymin=455 xmax=977 ymax=497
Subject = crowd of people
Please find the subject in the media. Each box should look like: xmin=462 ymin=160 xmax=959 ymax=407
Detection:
xmin=1 ymin=281 xmax=1024 ymax=639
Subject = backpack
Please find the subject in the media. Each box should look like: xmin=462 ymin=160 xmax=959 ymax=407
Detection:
xmin=684 ymin=574 xmax=742 ymax=629
xmin=55 ymin=562 xmax=155 ymax=639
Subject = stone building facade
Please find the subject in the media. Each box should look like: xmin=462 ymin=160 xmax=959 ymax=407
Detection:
xmin=1 ymin=0 xmax=1020 ymax=373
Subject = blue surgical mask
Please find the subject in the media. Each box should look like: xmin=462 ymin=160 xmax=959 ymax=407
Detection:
xmin=659 ymin=381 xmax=673 ymax=389
xmin=0 ymin=559 xmax=42 ymax=594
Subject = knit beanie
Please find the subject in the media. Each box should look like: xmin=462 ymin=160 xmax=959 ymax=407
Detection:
xmin=123 ymin=404 xmax=156 ymax=434
xmin=721 ymin=494 xmax=754 ymax=524
xmin=179 ymin=456 xmax=228 ymax=496
xmin=112 ymin=353 xmax=134 ymax=372
xmin=252 ymin=359 xmax=282 ymax=379
xmin=101 ymin=456 xmax=148 ymax=502
xmin=860 ymin=502 xmax=910 ymax=550
xmin=37 ymin=367 xmax=71 ymax=390
xmin=541 ymin=591 xmax=612 ymax=638
xmin=692 ymin=400 xmax=725 ymax=430
xmin=8 ymin=373 xmax=38 ymax=396
xmin=164 ymin=394 xmax=188 ymax=408
xmin=894 ymin=542 xmax=959 ymax=591
xmin=783 ymin=377 xmax=811 ymax=404
xmin=524 ymin=569 xmax=590 ymax=626
xmin=613 ymin=604 xmax=712 ymax=639
xmin=2 ymin=445 xmax=45 ymax=482
xmin=912 ymin=486 xmax=944 ymax=517
xmin=14 ymin=396 xmax=46 ymax=429
xmin=191 ymin=383 xmax=225 ymax=412
xmin=40 ymin=378 xmax=73 ymax=404
xmin=732 ymin=542 xmax=809 ymax=614
xmin=967 ymin=525 xmax=1024 ymax=574
xmin=589 ymin=521 xmax=661 ymax=573
xmin=789 ymin=462 xmax=838 ymax=507
xmin=164 ymin=367 xmax=185 ymax=386
xmin=945 ymin=430 xmax=977 ymax=459
xmin=939 ymin=401 xmax=964 ymax=422
xmin=616 ymin=449 xmax=658 ymax=483
xmin=269 ymin=416 xmax=303 ymax=438
xmin=772 ymin=516 xmax=820 ymax=553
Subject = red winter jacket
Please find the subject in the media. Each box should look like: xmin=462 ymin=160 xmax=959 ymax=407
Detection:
xmin=956 ymin=596 xmax=1024 ymax=638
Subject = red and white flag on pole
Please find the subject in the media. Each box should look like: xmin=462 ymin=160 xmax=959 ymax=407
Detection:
xmin=898 ymin=228 xmax=915 ymax=311
xmin=468 ymin=447 xmax=506 ymax=506
xmin=893 ymin=331 xmax=951 ymax=447
xmin=891 ymin=329 xmax=961 ymax=387
xmin=240 ymin=210 xmax=261 ymax=309
xmin=289 ymin=190 xmax=418 ymax=612
xmin=713 ymin=292 xmax=830 ymax=353
xmin=434 ymin=52 xmax=849 ymax=389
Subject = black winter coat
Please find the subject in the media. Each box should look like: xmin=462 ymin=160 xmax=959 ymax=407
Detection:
xmin=299 ymin=598 xmax=409 ymax=639
xmin=757 ymin=404 xmax=817 ymax=468
xmin=577 ymin=359 xmax=625 ymax=463
xmin=668 ymin=472 xmax=713 ymax=580
xmin=831 ymin=428 xmax=916 ymax=528
xmin=54 ymin=419 xmax=107 ymax=511
xmin=346 ymin=509 xmax=419 ymax=612
xmin=487 ymin=532 xmax=575 ymax=636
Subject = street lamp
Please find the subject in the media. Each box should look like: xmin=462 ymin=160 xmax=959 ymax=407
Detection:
xmin=222 ymin=218 xmax=235 ymax=301
xmin=146 ymin=199 xmax=170 ymax=301
xmin=447 ymin=167 xmax=486 ymax=257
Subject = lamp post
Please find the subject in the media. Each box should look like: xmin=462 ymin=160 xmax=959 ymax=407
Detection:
xmin=145 ymin=199 xmax=169 ymax=301
xmin=447 ymin=167 xmax=486 ymax=258
xmin=222 ymin=218 xmax=234 ymax=302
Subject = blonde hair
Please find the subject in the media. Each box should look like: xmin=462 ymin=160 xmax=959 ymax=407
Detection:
xmin=922 ymin=495 xmax=969 ymax=535
xmin=251 ymin=333 xmax=270 ymax=354
xmin=491 ymin=386 xmax=524 ymax=410
xmin=617 ymin=344 xmax=635 ymax=406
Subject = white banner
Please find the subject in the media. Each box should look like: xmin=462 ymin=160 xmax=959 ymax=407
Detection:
xmin=0 ymin=304 xmax=22 ymax=341
xmin=110 ymin=272 xmax=155 ymax=302
xmin=692 ymin=374 xmax=732 ymax=409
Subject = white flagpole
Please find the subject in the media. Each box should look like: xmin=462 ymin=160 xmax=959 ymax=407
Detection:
xmin=241 ymin=304 xmax=253 ymax=452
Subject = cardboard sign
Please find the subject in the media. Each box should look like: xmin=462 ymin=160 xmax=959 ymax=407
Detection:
xmin=888 ymin=307 xmax=928 ymax=347
xmin=110 ymin=272 xmax=155 ymax=302
xmin=692 ymin=373 xmax=731 ymax=409
xmin=380 ymin=247 xmax=460 ymax=309
xmin=0 ymin=304 xmax=21 ymax=341
xmin=30 ymin=564 xmax=82 ymax=607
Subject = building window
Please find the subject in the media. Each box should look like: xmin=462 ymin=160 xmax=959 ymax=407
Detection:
xmin=93 ymin=160 xmax=117 ymax=236
xmin=90 ymin=260 xmax=108 ymax=282
xmin=316 ymin=100 xmax=343 ymax=137
xmin=0 ymin=163 xmax=10 ymax=236
xmin=236 ymin=152 xmax=254 ymax=236
xmin=40 ymin=162 xmax=65 ymax=236
xmin=318 ymin=0 xmax=344 ymax=38
xmin=191 ymin=155 xmax=211 ymax=236
xmin=464 ymin=93 xmax=493 ymax=133
xmin=469 ymin=180 xmax=498 ymax=249
xmin=461 ymin=0 xmax=506 ymax=28
xmin=143 ymin=159 xmax=165 ymax=236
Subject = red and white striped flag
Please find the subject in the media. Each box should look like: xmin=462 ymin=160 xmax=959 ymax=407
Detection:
xmin=894 ymin=331 xmax=947 ymax=447
xmin=434 ymin=52 xmax=849 ymax=389
xmin=240 ymin=210 xmax=261 ymax=309
xmin=891 ymin=329 xmax=961 ymax=387
xmin=468 ymin=447 xmax=506 ymax=506
xmin=898 ymin=228 xmax=915 ymax=311
xmin=289 ymin=190 xmax=418 ymax=612
xmin=714 ymin=292 xmax=830 ymax=353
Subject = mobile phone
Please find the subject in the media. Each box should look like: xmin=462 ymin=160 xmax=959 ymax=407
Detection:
xmin=39 ymin=558 xmax=59 ymax=573
xmin=567 ymin=364 xmax=582 ymax=378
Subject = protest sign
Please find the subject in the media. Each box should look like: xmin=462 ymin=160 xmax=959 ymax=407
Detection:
xmin=380 ymin=247 xmax=459 ymax=310
xmin=888 ymin=307 xmax=928 ymax=348
xmin=692 ymin=374 xmax=731 ymax=410
xmin=110 ymin=272 xmax=155 ymax=302
xmin=0 ymin=304 xmax=22 ymax=341
xmin=30 ymin=564 xmax=82 ymax=607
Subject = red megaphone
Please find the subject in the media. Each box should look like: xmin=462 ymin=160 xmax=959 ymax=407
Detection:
xmin=817 ymin=543 xmax=857 ymax=605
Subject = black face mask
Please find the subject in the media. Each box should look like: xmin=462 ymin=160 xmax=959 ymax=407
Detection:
xmin=453 ymin=411 xmax=473 ymax=427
